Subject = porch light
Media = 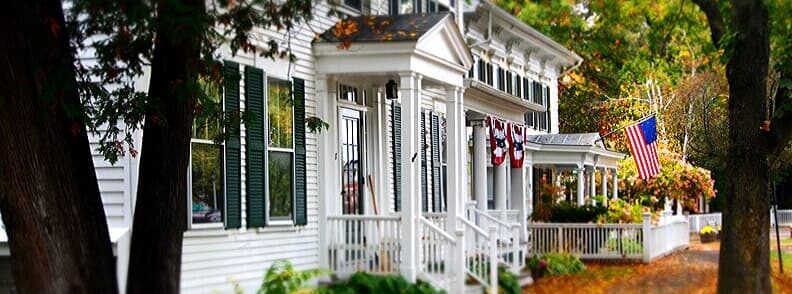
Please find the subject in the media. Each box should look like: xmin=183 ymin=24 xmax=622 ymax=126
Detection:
xmin=386 ymin=80 xmax=398 ymax=99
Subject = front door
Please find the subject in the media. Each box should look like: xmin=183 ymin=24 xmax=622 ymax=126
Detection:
xmin=339 ymin=107 xmax=365 ymax=215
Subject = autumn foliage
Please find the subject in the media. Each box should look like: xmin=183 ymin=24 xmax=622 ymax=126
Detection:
xmin=619 ymin=150 xmax=717 ymax=213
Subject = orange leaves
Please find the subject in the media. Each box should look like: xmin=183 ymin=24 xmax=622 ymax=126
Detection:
xmin=332 ymin=19 xmax=359 ymax=50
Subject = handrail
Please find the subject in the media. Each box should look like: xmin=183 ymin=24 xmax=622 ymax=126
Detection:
xmin=458 ymin=215 xmax=489 ymax=238
xmin=327 ymin=215 xmax=401 ymax=221
xmin=469 ymin=207 xmax=512 ymax=228
xmin=418 ymin=217 xmax=457 ymax=244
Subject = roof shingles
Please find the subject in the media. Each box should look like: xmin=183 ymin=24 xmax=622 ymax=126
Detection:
xmin=315 ymin=13 xmax=449 ymax=44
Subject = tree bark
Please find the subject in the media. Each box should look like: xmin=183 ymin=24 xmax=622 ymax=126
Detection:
xmin=126 ymin=0 xmax=205 ymax=292
xmin=0 ymin=0 xmax=118 ymax=293
xmin=717 ymin=0 xmax=772 ymax=292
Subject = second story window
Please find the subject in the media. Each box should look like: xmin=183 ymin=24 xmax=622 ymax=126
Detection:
xmin=497 ymin=67 xmax=506 ymax=92
xmin=505 ymin=71 xmax=513 ymax=95
xmin=515 ymin=75 xmax=522 ymax=98
xmin=344 ymin=0 xmax=363 ymax=11
xmin=486 ymin=63 xmax=494 ymax=87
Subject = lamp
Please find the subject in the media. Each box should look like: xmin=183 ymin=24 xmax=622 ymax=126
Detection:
xmin=385 ymin=79 xmax=398 ymax=99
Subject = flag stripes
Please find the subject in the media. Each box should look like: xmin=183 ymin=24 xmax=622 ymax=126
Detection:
xmin=625 ymin=118 xmax=661 ymax=179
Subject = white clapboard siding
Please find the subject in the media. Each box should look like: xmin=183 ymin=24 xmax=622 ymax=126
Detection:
xmin=177 ymin=2 xmax=338 ymax=293
xmin=89 ymin=134 xmax=135 ymax=228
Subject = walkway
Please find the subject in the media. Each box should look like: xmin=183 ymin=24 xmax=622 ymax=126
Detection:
xmin=524 ymin=238 xmax=792 ymax=293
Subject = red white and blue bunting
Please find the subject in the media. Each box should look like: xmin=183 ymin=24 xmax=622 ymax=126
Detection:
xmin=508 ymin=123 xmax=525 ymax=168
xmin=487 ymin=116 xmax=508 ymax=166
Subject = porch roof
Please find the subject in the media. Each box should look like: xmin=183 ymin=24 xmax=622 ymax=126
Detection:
xmin=526 ymin=133 xmax=625 ymax=169
xmin=313 ymin=13 xmax=473 ymax=88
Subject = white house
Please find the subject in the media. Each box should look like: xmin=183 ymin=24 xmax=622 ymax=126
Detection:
xmin=0 ymin=0 xmax=625 ymax=293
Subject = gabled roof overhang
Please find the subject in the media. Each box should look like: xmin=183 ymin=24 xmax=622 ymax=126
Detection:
xmin=314 ymin=14 xmax=473 ymax=87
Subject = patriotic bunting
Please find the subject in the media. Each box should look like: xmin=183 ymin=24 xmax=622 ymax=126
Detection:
xmin=488 ymin=117 xmax=508 ymax=166
xmin=508 ymin=123 xmax=525 ymax=168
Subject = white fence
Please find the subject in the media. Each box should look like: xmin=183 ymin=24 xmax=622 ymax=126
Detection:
xmin=459 ymin=216 xmax=498 ymax=294
xmin=417 ymin=216 xmax=460 ymax=292
xmin=468 ymin=207 xmax=524 ymax=271
xmin=688 ymin=209 xmax=792 ymax=233
xmin=528 ymin=213 xmax=689 ymax=262
xmin=326 ymin=215 xmax=402 ymax=275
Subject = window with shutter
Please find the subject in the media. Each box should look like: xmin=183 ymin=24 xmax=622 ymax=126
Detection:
xmin=267 ymin=77 xmax=295 ymax=224
xmin=293 ymin=78 xmax=307 ymax=225
xmin=545 ymin=85 xmax=552 ymax=134
xmin=430 ymin=113 xmax=443 ymax=212
xmin=245 ymin=66 xmax=266 ymax=227
xmin=420 ymin=111 xmax=428 ymax=212
xmin=224 ymin=60 xmax=242 ymax=228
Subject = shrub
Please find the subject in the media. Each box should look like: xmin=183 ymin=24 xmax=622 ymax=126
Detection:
xmin=257 ymin=260 xmax=326 ymax=294
xmin=317 ymin=272 xmax=441 ymax=294
xmin=596 ymin=199 xmax=644 ymax=224
xmin=497 ymin=267 xmax=521 ymax=294
xmin=619 ymin=150 xmax=717 ymax=213
xmin=605 ymin=237 xmax=643 ymax=253
xmin=526 ymin=253 xmax=585 ymax=277
xmin=532 ymin=201 xmax=607 ymax=223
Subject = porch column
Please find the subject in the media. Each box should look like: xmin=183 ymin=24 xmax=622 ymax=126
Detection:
xmin=576 ymin=166 xmax=585 ymax=206
xmin=612 ymin=167 xmax=618 ymax=200
xmin=399 ymin=72 xmax=422 ymax=282
xmin=525 ymin=161 xmax=534 ymax=240
xmin=511 ymin=157 xmax=529 ymax=241
xmin=589 ymin=167 xmax=596 ymax=205
xmin=495 ymin=161 xmax=508 ymax=210
xmin=316 ymin=74 xmax=333 ymax=269
xmin=600 ymin=167 xmax=607 ymax=206
xmin=472 ymin=121 xmax=488 ymax=211
xmin=445 ymin=87 xmax=465 ymax=231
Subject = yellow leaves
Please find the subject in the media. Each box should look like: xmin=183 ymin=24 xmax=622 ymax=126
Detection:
xmin=332 ymin=19 xmax=359 ymax=50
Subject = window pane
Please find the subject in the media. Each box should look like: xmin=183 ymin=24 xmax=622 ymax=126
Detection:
xmin=268 ymin=79 xmax=293 ymax=148
xmin=191 ymin=142 xmax=224 ymax=224
xmin=269 ymin=151 xmax=294 ymax=220
xmin=193 ymin=77 xmax=223 ymax=140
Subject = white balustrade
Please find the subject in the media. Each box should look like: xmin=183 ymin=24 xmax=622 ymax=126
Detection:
xmin=468 ymin=207 xmax=523 ymax=271
xmin=459 ymin=216 xmax=498 ymax=294
xmin=422 ymin=212 xmax=448 ymax=232
xmin=417 ymin=217 xmax=458 ymax=292
xmin=326 ymin=215 xmax=402 ymax=275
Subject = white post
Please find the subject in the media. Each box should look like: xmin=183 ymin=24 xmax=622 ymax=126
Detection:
xmin=642 ymin=213 xmax=652 ymax=263
xmin=452 ymin=229 xmax=465 ymax=293
xmin=600 ymin=167 xmax=607 ymax=206
xmin=495 ymin=163 xmax=508 ymax=210
xmin=588 ymin=167 xmax=596 ymax=204
xmin=576 ymin=166 xmax=585 ymax=206
xmin=514 ymin=162 xmax=529 ymax=242
xmin=526 ymin=162 xmax=534 ymax=222
xmin=473 ymin=121 xmax=488 ymax=212
xmin=612 ymin=168 xmax=618 ymax=200
xmin=446 ymin=87 xmax=464 ymax=233
xmin=488 ymin=226 xmax=499 ymax=294
xmin=316 ymin=74 xmax=331 ymax=270
xmin=399 ymin=72 xmax=422 ymax=282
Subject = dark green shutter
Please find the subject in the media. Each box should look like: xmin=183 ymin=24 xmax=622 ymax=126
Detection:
xmin=293 ymin=78 xmax=307 ymax=226
xmin=430 ymin=113 xmax=442 ymax=212
xmin=392 ymin=102 xmax=401 ymax=212
xmin=245 ymin=66 xmax=266 ymax=227
xmin=420 ymin=112 xmax=428 ymax=212
xmin=224 ymin=60 xmax=242 ymax=229
xmin=545 ymin=85 xmax=552 ymax=133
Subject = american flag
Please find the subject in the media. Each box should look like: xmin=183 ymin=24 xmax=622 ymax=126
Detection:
xmin=625 ymin=116 xmax=661 ymax=179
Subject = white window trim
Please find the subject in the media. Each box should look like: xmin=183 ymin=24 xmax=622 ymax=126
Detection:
xmin=188 ymin=102 xmax=227 ymax=229
xmin=264 ymin=74 xmax=297 ymax=225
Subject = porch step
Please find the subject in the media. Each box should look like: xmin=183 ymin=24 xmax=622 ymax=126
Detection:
xmin=464 ymin=283 xmax=485 ymax=294
xmin=518 ymin=271 xmax=534 ymax=287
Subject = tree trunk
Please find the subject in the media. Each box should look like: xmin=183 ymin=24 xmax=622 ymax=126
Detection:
xmin=717 ymin=0 xmax=771 ymax=292
xmin=0 ymin=1 xmax=118 ymax=293
xmin=126 ymin=0 xmax=205 ymax=292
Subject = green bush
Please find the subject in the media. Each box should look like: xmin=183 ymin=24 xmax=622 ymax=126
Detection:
xmin=595 ymin=199 xmax=644 ymax=224
xmin=317 ymin=272 xmax=442 ymax=294
xmin=497 ymin=267 xmax=521 ymax=294
xmin=542 ymin=253 xmax=586 ymax=276
xmin=255 ymin=260 xmax=327 ymax=294
xmin=605 ymin=237 xmax=643 ymax=253
xmin=547 ymin=202 xmax=607 ymax=223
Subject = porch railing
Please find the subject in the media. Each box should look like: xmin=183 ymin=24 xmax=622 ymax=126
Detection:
xmin=423 ymin=212 xmax=447 ymax=232
xmin=688 ymin=213 xmax=722 ymax=233
xmin=528 ymin=214 xmax=689 ymax=262
xmin=467 ymin=207 xmax=523 ymax=271
xmin=771 ymin=209 xmax=792 ymax=227
xmin=327 ymin=215 xmax=402 ymax=275
xmin=417 ymin=216 xmax=460 ymax=292
xmin=490 ymin=209 xmax=520 ymax=224
xmin=459 ymin=216 xmax=498 ymax=294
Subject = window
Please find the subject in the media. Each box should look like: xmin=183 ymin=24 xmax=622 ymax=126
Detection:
xmin=515 ymin=75 xmax=522 ymax=98
xmin=190 ymin=78 xmax=225 ymax=225
xmin=477 ymin=59 xmax=486 ymax=83
xmin=486 ymin=63 xmax=494 ymax=87
xmin=497 ymin=67 xmax=505 ymax=91
xmin=505 ymin=71 xmax=513 ymax=95
xmin=267 ymin=78 xmax=295 ymax=221
xmin=344 ymin=0 xmax=362 ymax=11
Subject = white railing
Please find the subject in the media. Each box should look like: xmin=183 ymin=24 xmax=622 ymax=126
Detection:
xmin=771 ymin=209 xmax=792 ymax=227
xmin=459 ymin=216 xmax=498 ymax=294
xmin=467 ymin=207 xmax=523 ymax=271
xmin=529 ymin=214 xmax=689 ymax=263
xmin=529 ymin=223 xmax=644 ymax=259
xmin=490 ymin=209 xmax=520 ymax=224
xmin=327 ymin=215 xmax=402 ymax=275
xmin=423 ymin=212 xmax=448 ymax=232
xmin=688 ymin=213 xmax=722 ymax=233
xmin=417 ymin=217 xmax=459 ymax=292
xmin=646 ymin=214 xmax=689 ymax=261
